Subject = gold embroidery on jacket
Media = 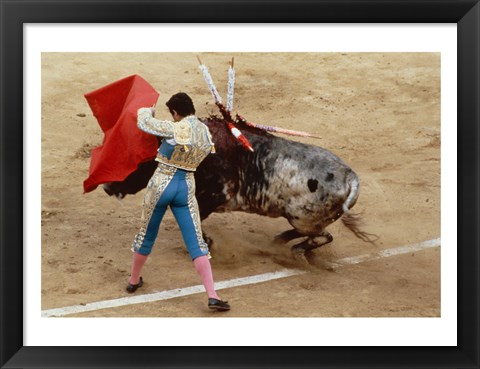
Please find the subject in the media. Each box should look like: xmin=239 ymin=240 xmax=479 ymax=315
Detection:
xmin=156 ymin=116 xmax=214 ymax=171
xmin=173 ymin=120 xmax=192 ymax=144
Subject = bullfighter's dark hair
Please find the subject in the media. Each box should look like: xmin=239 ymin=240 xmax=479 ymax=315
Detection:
xmin=166 ymin=92 xmax=196 ymax=117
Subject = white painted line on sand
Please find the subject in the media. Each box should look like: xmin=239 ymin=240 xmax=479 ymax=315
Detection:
xmin=41 ymin=238 xmax=440 ymax=317
xmin=330 ymin=237 xmax=441 ymax=267
xmin=41 ymin=269 xmax=304 ymax=317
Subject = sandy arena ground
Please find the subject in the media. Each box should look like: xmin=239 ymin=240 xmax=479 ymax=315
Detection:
xmin=41 ymin=52 xmax=440 ymax=317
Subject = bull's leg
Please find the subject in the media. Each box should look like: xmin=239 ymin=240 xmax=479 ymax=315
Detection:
xmin=202 ymin=229 xmax=216 ymax=258
xmin=291 ymin=231 xmax=333 ymax=265
xmin=274 ymin=229 xmax=305 ymax=244
xmin=202 ymin=231 xmax=213 ymax=248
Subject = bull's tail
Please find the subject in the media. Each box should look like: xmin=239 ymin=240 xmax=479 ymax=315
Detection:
xmin=341 ymin=171 xmax=379 ymax=244
xmin=341 ymin=212 xmax=379 ymax=244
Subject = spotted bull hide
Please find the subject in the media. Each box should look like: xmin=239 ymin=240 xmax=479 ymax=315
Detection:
xmin=103 ymin=117 xmax=375 ymax=261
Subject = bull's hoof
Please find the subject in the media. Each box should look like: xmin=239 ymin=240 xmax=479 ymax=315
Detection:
xmin=291 ymin=248 xmax=312 ymax=266
xmin=203 ymin=234 xmax=214 ymax=248
xmin=274 ymin=229 xmax=304 ymax=245
xmin=304 ymin=250 xmax=317 ymax=265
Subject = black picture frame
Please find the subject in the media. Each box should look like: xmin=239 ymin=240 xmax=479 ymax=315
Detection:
xmin=1 ymin=1 xmax=479 ymax=368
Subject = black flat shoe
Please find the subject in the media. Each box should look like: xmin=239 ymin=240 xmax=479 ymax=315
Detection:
xmin=126 ymin=277 xmax=143 ymax=293
xmin=208 ymin=298 xmax=230 ymax=311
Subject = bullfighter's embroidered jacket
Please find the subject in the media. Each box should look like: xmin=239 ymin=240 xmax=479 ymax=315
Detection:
xmin=137 ymin=108 xmax=215 ymax=172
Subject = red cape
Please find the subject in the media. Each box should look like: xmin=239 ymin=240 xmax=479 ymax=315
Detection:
xmin=83 ymin=75 xmax=159 ymax=193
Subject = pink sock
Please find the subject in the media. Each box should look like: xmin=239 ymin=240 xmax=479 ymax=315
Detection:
xmin=193 ymin=255 xmax=220 ymax=299
xmin=129 ymin=252 xmax=148 ymax=285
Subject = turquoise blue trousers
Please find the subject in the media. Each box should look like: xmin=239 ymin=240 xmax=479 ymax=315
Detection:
xmin=131 ymin=164 xmax=209 ymax=260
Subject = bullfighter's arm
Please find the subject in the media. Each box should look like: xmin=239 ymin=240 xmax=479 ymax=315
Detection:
xmin=137 ymin=107 xmax=175 ymax=138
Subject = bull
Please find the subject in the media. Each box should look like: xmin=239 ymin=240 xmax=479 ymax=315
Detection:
xmin=103 ymin=116 xmax=376 ymax=262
